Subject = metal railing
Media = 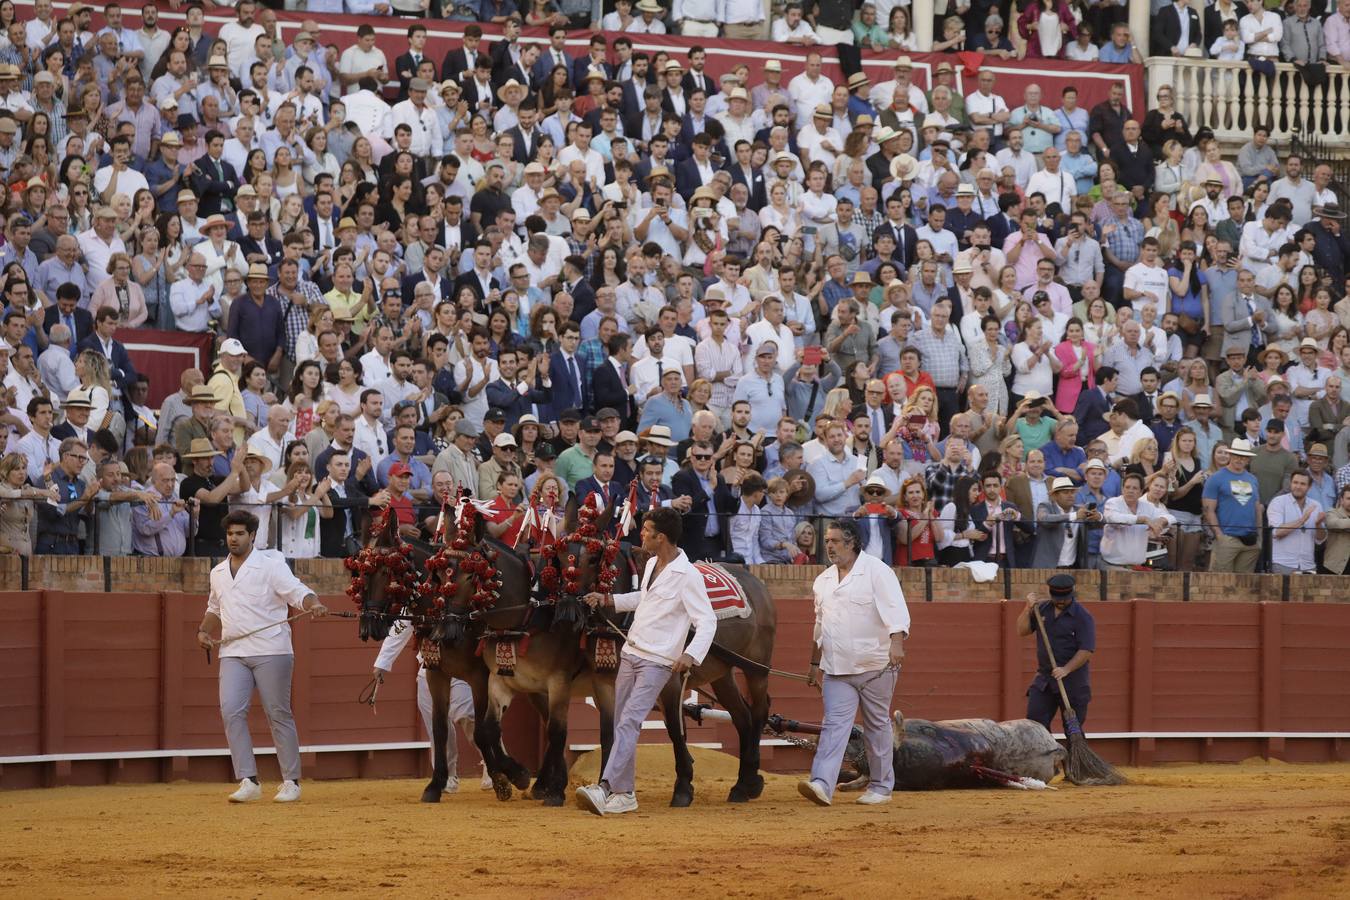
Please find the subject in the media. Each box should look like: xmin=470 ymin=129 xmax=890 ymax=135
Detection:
xmin=13 ymin=499 xmax=1340 ymax=577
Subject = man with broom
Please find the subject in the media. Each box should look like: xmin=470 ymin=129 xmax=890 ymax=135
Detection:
xmin=1018 ymin=574 xmax=1095 ymax=731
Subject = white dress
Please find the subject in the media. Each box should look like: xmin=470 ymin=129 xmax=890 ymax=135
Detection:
xmin=279 ymin=495 xmax=321 ymax=559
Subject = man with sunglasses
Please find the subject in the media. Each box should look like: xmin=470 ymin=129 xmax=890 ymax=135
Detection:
xmin=36 ymin=437 xmax=100 ymax=554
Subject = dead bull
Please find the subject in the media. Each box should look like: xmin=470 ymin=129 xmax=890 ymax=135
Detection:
xmin=883 ymin=714 xmax=1065 ymax=790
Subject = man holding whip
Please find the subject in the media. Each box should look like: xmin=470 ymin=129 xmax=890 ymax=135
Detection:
xmin=799 ymin=518 xmax=910 ymax=807
xmin=198 ymin=510 xmax=327 ymax=803
xmin=576 ymin=507 xmax=717 ymax=816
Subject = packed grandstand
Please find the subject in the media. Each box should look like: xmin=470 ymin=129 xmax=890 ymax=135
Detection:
xmin=0 ymin=0 xmax=1348 ymax=575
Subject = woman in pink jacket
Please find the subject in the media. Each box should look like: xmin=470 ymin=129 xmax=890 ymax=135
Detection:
xmin=88 ymin=252 xmax=149 ymax=328
xmin=1052 ymin=318 xmax=1096 ymax=414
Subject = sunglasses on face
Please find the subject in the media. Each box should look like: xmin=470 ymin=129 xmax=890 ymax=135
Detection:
xmin=692 ymin=453 xmax=713 ymax=461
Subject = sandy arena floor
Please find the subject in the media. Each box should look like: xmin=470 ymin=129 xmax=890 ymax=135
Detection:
xmin=3 ymin=751 xmax=1348 ymax=899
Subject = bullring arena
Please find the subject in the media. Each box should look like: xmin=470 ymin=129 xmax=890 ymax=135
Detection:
xmin=4 ymin=557 xmax=1349 ymax=898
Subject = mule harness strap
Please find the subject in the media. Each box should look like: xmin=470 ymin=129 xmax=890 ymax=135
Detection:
xmin=596 ymin=611 xmax=813 ymax=685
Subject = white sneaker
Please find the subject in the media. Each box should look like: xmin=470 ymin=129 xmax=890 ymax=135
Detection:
xmin=228 ymin=779 xmax=261 ymax=803
xmin=797 ymin=779 xmax=831 ymax=806
xmin=480 ymin=766 xmax=493 ymax=791
xmin=575 ymin=783 xmax=608 ymax=816
xmin=273 ymin=780 xmax=301 ymax=803
xmin=603 ymin=792 xmax=637 ymax=815
xmin=856 ymin=791 xmax=891 ymax=806
xmin=444 ymin=775 xmax=460 ymax=794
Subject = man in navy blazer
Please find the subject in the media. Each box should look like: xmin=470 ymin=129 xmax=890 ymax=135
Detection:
xmin=77 ymin=307 xmax=138 ymax=402
xmin=484 ymin=351 xmax=551 ymax=429
xmin=670 ymin=444 xmax=737 ymax=562
xmin=546 ymin=321 xmax=590 ymax=419
xmin=590 ymin=333 xmax=638 ymax=429
xmin=970 ymin=472 xmax=1034 ymax=566
xmin=189 ymin=134 xmax=240 ymax=217
xmin=874 ymin=219 xmax=919 ymax=270
xmin=43 ymin=291 xmax=94 ymax=347
xmin=570 ymin=36 xmax=613 ymax=92
xmin=533 ymin=27 xmax=574 ymax=85
xmin=1072 ymin=365 xmax=1118 ymax=447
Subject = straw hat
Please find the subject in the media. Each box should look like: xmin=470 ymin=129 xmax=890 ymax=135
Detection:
xmin=889 ymin=153 xmax=919 ymax=182
xmin=182 ymin=438 xmax=222 ymax=459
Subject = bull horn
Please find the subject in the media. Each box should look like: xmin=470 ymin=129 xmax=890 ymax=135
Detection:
xmin=891 ymin=710 xmax=906 ymax=748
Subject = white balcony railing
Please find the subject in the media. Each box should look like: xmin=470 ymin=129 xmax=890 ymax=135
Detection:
xmin=1147 ymin=57 xmax=1350 ymax=146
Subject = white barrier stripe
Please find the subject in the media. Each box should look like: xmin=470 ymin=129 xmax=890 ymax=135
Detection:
xmin=4 ymin=732 xmax=1346 ymax=766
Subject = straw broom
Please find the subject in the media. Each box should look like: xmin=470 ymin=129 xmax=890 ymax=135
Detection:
xmin=1031 ymin=604 xmax=1127 ymax=786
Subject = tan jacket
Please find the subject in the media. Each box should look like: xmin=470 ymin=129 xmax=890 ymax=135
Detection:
xmin=1322 ymin=506 xmax=1350 ymax=575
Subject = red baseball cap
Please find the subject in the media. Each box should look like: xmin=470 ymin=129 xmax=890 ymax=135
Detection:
xmin=389 ymin=462 xmax=411 ymax=478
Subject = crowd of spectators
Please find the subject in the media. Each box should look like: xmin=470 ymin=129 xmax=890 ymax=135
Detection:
xmin=1 ymin=0 xmax=1350 ymax=576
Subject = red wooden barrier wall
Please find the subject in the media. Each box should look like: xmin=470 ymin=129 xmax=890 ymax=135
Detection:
xmin=2 ymin=591 xmax=1348 ymax=789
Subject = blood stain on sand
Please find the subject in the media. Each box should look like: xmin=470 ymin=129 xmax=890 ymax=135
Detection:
xmin=2 ymin=751 xmax=1350 ymax=898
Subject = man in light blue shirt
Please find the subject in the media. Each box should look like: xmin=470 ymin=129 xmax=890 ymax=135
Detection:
xmin=808 ymin=421 xmax=864 ymax=517
xmin=732 ymin=342 xmax=787 ymax=434
xmin=638 ymin=369 xmax=694 ymax=443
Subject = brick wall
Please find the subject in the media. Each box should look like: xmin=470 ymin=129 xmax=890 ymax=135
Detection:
xmin=1 ymin=555 xmax=1342 ymax=603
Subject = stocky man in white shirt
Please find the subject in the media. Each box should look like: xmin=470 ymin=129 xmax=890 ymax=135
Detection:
xmin=577 ymin=507 xmax=716 ymax=816
xmin=198 ymin=509 xmax=326 ymax=804
xmin=800 ymin=518 xmax=910 ymax=807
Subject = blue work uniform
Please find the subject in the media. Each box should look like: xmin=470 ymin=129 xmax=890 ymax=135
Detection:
xmin=1027 ymin=599 xmax=1096 ymax=730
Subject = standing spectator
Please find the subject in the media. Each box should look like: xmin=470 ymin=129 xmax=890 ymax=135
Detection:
xmin=1203 ymin=437 xmax=1264 ymax=572
xmin=133 ymin=462 xmax=192 ymax=556
xmin=1100 ymin=471 xmax=1175 ymax=568
xmin=36 ymin=438 xmax=98 ymax=554
xmin=1268 ymin=469 xmax=1326 ymax=574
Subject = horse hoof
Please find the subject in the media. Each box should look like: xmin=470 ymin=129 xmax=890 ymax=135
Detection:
xmin=492 ymin=774 xmax=513 ymax=802
xmin=420 ymin=788 xmax=442 ymax=804
xmin=507 ymin=767 xmax=533 ymax=791
xmin=539 ymin=793 xmax=564 ymax=808
xmin=670 ymin=788 xmax=694 ymax=808
xmin=726 ymin=785 xmax=751 ymax=803
xmin=745 ymin=775 xmax=765 ymax=800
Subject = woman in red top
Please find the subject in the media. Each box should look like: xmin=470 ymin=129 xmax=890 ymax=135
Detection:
xmin=484 ymin=473 xmax=528 ymax=547
xmin=895 ymin=477 xmax=944 ymax=566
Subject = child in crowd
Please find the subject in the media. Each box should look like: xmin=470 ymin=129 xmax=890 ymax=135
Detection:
xmin=731 ymin=473 xmax=768 ymax=564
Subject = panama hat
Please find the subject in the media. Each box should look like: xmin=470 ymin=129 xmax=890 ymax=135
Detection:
xmin=187 ymin=386 xmax=218 ymax=404
xmin=182 ymin=438 xmax=222 ymax=459
xmin=1228 ymin=438 xmax=1257 ymax=457
xmin=639 ymin=424 xmax=676 ymax=448
xmin=889 ymin=153 xmax=919 ymax=182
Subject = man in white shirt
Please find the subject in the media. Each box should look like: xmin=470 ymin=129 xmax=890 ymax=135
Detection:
xmin=993 ymin=127 xmax=1037 ymax=189
xmin=169 ymin=252 xmax=222 ymax=332
xmin=799 ymin=518 xmax=909 ymax=807
xmin=1240 ymin=6 xmax=1284 ymax=58
xmin=576 ymin=507 xmax=716 ymax=815
xmin=217 ymin=0 xmax=264 ymax=72
xmin=787 ymin=51 xmax=834 ymax=126
xmin=77 ymin=207 xmax=127 ymax=290
xmin=197 ymin=509 xmax=325 ymax=803
xmin=1025 ymin=146 xmax=1077 ymax=213
xmin=453 ymin=329 xmax=499 ymax=429
xmin=1101 ymin=472 xmax=1175 ymax=567
xmin=772 ymin=4 xmax=820 ymax=44
xmin=965 ymin=70 xmax=1010 ymax=142
xmin=1123 ymin=237 xmax=1171 ymax=313
xmin=353 ymin=389 xmax=389 ymax=463
xmin=384 ymin=77 xmax=442 ymax=159
xmin=798 ymin=104 xmax=843 ymax=168
xmin=338 ymin=24 xmax=388 ymax=92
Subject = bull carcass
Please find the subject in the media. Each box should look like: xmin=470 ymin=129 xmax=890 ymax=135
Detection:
xmin=889 ymin=713 xmax=1064 ymax=790
xmin=687 ymin=704 xmax=1065 ymax=790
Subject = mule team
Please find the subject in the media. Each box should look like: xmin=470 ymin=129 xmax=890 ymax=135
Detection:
xmin=199 ymin=500 xmax=911 ymax=814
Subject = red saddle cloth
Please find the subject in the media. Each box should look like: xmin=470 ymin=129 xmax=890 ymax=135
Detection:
xmin=694 ymin=563 xmax=751 ymax=620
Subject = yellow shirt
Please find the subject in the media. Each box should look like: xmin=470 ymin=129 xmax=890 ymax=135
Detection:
xmin=324 ymin=289 xmax=368 ymax=334
xmin=208 ymin=365 xmax=247 ymax=447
